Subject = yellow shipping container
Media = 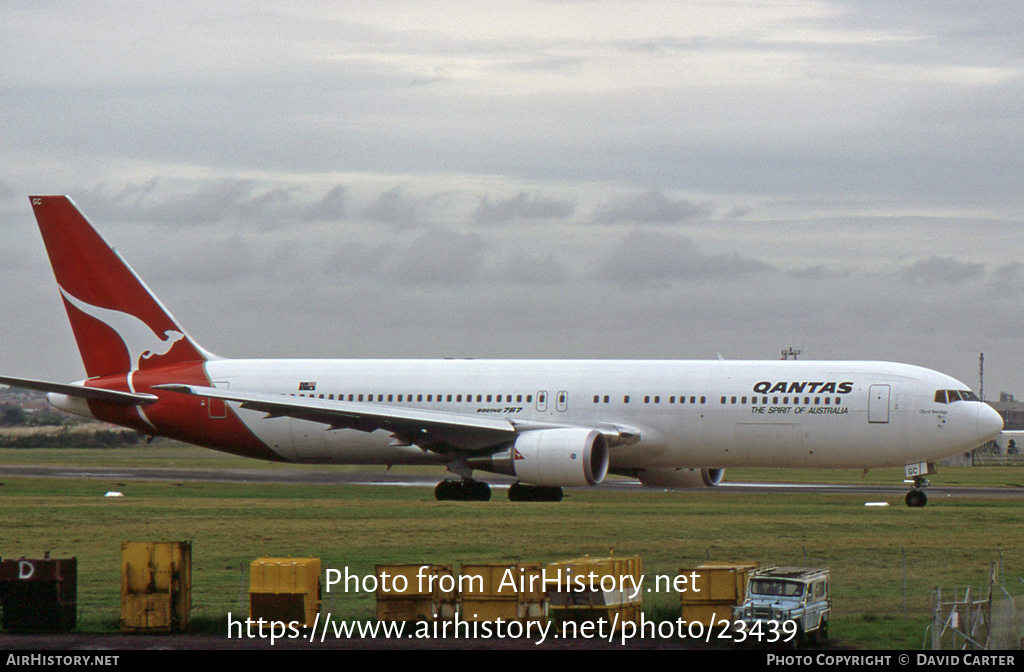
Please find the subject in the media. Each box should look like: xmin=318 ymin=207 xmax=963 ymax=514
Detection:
xmin=120 ymin=541 xmax=191 ymax=632
xmin=546 ymin=554 xmax=642 ymax=632
xmin=250 ymin=557 xmax=321 ymax=627
xmin=460 ymin=563 xmax=546 ymax=623
xmin=679 ymin=561 xmax=760 ymax=627
xmin=374 ymin=564 xmax=457 ymax=621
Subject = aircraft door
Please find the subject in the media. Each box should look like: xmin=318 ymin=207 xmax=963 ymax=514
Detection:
xmin=536 ymin=391 xmax=548 ymax=412
xmin=556 ymin=390 xmax=568 ymax=412
xmin=868 ymin=384 xmax=890 ymax=423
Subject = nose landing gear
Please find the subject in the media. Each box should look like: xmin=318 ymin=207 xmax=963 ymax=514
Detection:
xmin=905 ymin=482 xmax=928 ymax=508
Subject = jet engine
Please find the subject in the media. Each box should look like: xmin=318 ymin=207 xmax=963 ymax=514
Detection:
xmin=637 ymin=467 xmax=725 ymax=489
xmin=471 ymin=428 xmax=609 ymax=487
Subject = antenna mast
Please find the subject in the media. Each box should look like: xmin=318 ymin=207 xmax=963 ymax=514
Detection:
xmin=979 ymin=352 xmax=984 ymax=402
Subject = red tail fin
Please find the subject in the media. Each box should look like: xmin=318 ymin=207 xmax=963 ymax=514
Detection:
xmin=29 ymin=195 xmax=210 ymax=378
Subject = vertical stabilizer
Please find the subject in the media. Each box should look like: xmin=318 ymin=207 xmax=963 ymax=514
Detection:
xmin=29 ymin=195 xmax=210 ymax=378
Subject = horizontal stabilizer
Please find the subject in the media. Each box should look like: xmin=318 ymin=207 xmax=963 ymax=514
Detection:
xmin=0 ymin=375 xmax=158 ymax=405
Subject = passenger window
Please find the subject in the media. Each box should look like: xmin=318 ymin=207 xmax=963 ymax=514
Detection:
xmin=456 ymin=394 xmax=462 ymax=402
xmin=387 ymin=394 xmax=393 ymax=402
xmin=783 ymin=397 xmax=788 ymax=404
xmin=357 ymin=394 xmax=364 ymax=401
xmin=691 ymin=396 xmax=697 ymax=404
xmin=624 ymin=395 xmax=630 ymax=403
xmin=700 ymin=396 xmax=706 ymax=404
xmin=654 ymin=396 xmax=660 ymax=403
xmin=824 ymin=397 xmax=830 ymax=405
xmin=731 ymin=396 xmax=737 ymax=404
xmin=517 ymin=395 xmax=523 ymax=402
xmin=772 ymin=397 xmax=778 ymax=404
xmin=526 ymin=395 xmax=532 ymax=403
xmin=669 ymin=396 xmax=675 ymax=403
xmin=646 ymin=396 xmax=651 ymax=404
xmin=497 ymin=395 xmax=502 ymax=403
xmin=741 ymin=396 xmax=747 ymax=404
xmin=720 ymin=397 xmax=726 ymax=404
xmin=486 ymin=394 xmax=492 ymax=402
xmin=594 ymin=395 xmax=600 ymax=403
xmin=603 ymin=395 xmax=609 ymax=403
xmin=447 ymin=394 xmax=452 ymax=402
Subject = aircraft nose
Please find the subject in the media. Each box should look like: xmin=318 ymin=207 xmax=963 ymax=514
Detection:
xmin=978 ymin=404 xmax=1004 ymax=443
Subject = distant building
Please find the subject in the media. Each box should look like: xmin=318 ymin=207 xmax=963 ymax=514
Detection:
xmin=985 ymin=401 xmax=1023 ymax=454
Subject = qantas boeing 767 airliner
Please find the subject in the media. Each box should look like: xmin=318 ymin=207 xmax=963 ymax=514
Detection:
xmin=0 ymin=196 xmax=1004 ymax=507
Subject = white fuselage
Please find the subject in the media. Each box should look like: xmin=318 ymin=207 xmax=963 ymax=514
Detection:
xmin=191 ymin=358 xmax=1000 ymax=470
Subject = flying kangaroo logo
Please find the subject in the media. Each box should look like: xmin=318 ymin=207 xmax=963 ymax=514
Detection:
xmin=60 ymin=287 xmax=185 ymax=371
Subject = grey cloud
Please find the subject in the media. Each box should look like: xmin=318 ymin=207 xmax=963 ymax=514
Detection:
xmin=473 ymin=191 xmax=575 ymax=225
xmin=0 ymin=181 xmax=18 ymax=201
xmin=77 ymin=179 xmax=300 ymax=227
xmin=73 ymin=180 xmax=353 ymax=228
xmin=597 ymin=230 xmax=775 ymax=289
xmin=363 ymin=187 xmax=442 ymax=229
xmin=988 ymin=261 xmax=1024 ymax=295
xmin=301 ymin=185 xmax=348 ymax=222
xmin=143 ymin=235 xmax=256 ymax=285
xmin=390 ymin=229 xmax=486 ymax=285
xmin=592 ymin=190 xmax=711 ymax=225
xmin=323 ymin=241 xmax=398 ymax=278
xmin=900 ymin=256 xmax=985 ymax=285
xmin=498 ymin=252 xmax=569 ymax=286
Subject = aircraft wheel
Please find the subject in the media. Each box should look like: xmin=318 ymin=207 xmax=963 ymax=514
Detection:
xmin=467 ymin=480 xmax=492 ymax=501
xmin=905 ymin=489 xmax=928 ymax=508
xmin=508 ymin=482 xmax=563 ymax=502
xmin=435 ymin=480 xmax=458 ymax=501
xmin=435 ymin=479 xmax=491 ymax=501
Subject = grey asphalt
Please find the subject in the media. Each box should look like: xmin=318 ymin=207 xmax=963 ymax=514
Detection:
xmin=1 ymin=464 xmax=1022 ymax=500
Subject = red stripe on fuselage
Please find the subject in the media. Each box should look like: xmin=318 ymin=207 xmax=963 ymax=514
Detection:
xmin=84 ymin=363 xmax=284 ymax=462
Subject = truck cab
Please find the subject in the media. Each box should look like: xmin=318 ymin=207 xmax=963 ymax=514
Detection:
xmin=732 ymin=567 xmax=830 ymax=645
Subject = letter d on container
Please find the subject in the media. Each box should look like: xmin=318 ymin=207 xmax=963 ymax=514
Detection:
xmin=18 ymin=560 xmax=34 ymax=580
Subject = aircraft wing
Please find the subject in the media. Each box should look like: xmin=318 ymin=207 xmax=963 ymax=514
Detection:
xmin=155 ymin=384 xmax=522 ymax=452
xmin=0 ymin=375 xmax=158 ymax=405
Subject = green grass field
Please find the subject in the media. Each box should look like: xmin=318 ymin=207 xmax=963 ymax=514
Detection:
xmin=1 ymin=443 xmax=1022 ymax=649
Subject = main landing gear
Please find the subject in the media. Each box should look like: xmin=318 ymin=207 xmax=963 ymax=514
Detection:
xmin=432 ymin=480 xmax=564 ymax=502
xmin=434 ymin=479 xmax=491 ymax=501
xmin=507 ymin=482 xmax=563 ymax=502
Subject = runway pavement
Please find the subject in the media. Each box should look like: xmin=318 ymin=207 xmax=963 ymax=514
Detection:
xmin=1 ymin=464 xmax=1022 ymax=500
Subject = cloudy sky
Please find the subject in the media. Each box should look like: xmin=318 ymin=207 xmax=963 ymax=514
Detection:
xmin=2 ymin=1 xmax=1023 ymax=396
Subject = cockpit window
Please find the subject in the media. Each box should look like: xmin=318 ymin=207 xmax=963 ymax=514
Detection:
xmin=934 ymin=389 xmax=980 ymax=404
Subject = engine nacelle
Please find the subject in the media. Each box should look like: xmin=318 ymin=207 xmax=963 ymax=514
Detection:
xmin=478 ymin=428 xmax=609 ymax=487
xmin=637 ymin=467 xmax=725 ymax=489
